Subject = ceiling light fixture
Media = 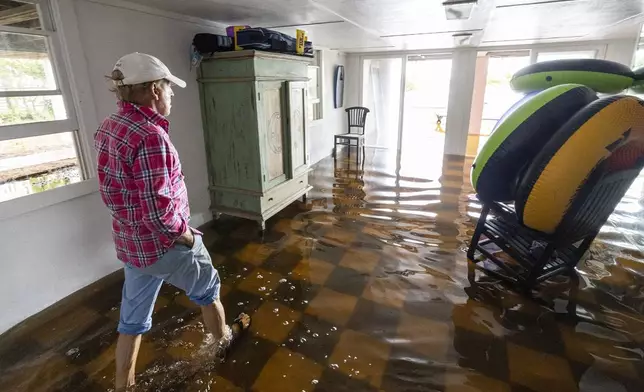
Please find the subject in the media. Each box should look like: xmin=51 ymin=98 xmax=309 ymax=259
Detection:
xmin=453 ymin=32 xmax=474 ymax=46
xmin=442 ymin=0 xmax=478 ymax=20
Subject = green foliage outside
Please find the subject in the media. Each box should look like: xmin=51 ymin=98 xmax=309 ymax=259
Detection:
xmin=0 ymin=57 xmax=54 ymax=125
xmin=29 ymin=174 xmax=71 ymax=193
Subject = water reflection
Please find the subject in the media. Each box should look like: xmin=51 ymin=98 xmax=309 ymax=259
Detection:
xmin=0 ymin=147 xmax=643 ymax=391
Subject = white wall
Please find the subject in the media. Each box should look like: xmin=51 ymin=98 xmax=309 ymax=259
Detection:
xmin=75 ymin=0 xmax=219 ymax=222
xmin=309 ymin=49 xmax=348 ymax=164
xmin=604 ymin=38 xmax=638 ymax=65
xmin=0 ymin=0 xmax=220 ymax=334
xmin=344 ymin=54 xmax=361 ymax=111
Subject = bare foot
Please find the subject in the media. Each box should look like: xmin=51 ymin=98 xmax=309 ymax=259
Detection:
xmin=217 ymin=313 xmax=251 ymax=359
xmin=231 ymin=313 xmax=251 ymax=340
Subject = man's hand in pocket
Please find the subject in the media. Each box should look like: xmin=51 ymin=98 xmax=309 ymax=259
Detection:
xmin=176 ymin=229 xmax=195 ymax=248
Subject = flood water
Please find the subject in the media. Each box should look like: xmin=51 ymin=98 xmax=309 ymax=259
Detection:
xmin=1 ymin=147 xmax=644 ymax=392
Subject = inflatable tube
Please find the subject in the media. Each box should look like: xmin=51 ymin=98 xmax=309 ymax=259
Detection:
xmin=631 ymin=67 xmax=644 ymax=94
xmin=511 ymin=59 xmax=634 ymax=94
xmin=490 ymin=91 xmax=537 ymax=133
xmin=471 ymin=84 xmax=597 ymax=201
xmin=634 ymin=67 xmax=644 ymax=80
xmin=631 ymin=81 xmax=644 ymax=94
xmin=516 ymin=95 xmax=644 ymax=234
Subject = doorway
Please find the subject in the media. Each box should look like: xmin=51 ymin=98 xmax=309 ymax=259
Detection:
xmin=360 ymin=54 xmax=454 ymax=179
xmin=401 ymin=55 xmax=452 ymax=178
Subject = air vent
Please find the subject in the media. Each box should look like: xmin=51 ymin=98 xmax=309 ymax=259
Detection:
xmin=453 ymin=32 xmax=474 ymax=46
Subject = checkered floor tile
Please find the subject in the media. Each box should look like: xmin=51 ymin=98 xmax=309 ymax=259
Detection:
xmin=1 ymin=148 xmax=644 ymax=391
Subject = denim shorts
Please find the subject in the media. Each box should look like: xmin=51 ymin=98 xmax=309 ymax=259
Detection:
xmin=118 ymin=234 xmax=221 ymax=335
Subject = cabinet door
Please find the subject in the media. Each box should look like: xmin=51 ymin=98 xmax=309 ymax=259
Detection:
xmin=258 ymin=81 xmax=288 ymax=189
xmin=287 ymin=81 xmax=309 ymax=177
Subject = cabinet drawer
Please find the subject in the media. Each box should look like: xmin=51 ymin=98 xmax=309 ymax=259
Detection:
xmin=261 ymin=174 xmax=309 ymax=212
xmin=255 ymin=58 xmax=308 ymax=80
xmin=200 ymin=52 xmax=309 ymax=80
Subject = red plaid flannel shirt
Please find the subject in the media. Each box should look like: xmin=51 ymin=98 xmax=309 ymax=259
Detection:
xmin=95 ymin=101 xmax=193 ymax=267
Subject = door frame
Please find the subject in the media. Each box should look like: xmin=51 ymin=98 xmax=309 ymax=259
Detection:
xmin=357 ymin=41 xmax=610 ymax=156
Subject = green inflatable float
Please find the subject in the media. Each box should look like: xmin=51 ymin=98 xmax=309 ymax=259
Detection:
xmin=631 ymin=67 xmax=644 ymax=94
xmin=511 ymin=59 xmax=634 ymax=94
xmin=472 ymin=84 xmax=597 ymax=202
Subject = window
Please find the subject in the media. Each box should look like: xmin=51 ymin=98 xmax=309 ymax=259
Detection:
xmin=536 ymin=50 xmax=596 ymax=63
xmin=633 ymin=25 xmax=644 ymax=69
xmin=308 ymin=49 xmax=322 ymax=122
xmin=0 ymin=0 xmax=83 ymax=203
xmin=481 ymin=52 xmax=530 ymax=137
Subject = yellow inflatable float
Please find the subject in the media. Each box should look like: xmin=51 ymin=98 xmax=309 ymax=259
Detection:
xmin=515 ymin=95 xmax=644 ymax=233
xmin=473 ymin=59 xmax=644 ymax=235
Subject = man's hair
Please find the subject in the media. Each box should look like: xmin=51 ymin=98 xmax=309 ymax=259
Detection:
xmin=107 ymin=69 xmax=169 ymax=103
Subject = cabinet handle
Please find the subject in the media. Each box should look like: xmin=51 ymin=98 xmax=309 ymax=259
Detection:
xmin=268 ymin=197 xmax=274 ymax=201
xmin=299 ymin=180 xmax=303 ymax=184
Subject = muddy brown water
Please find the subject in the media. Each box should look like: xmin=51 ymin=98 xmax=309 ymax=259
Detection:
xmin=1 ymin=148 xmax=643 ymax=392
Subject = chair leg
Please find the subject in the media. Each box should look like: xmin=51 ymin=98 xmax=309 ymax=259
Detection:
xmin=525 ymin=243 xmax=556 ymax=288
xmin=355 ymin=139 xmax=361 ymax=167
xmin=568 ymin=233 xmax=596 ymax=274
xmin=467 ymin=205 xmax=489 ymax=260
xmin=347 ymin=140 xmax=350 ymax=162
xmin=576 ymin=234 xmax=596 ymax=258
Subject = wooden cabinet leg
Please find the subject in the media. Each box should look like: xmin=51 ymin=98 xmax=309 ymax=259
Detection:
xmin=259 ymin=221 xmax=266 ymax=232
xmin=302 ymin=193 xmax=307 ymax=203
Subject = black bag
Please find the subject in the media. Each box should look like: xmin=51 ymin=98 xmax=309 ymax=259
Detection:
xmin=236 ymin=28 xmax=296 ymax=53
xmin=192 ymin=33 xmax=233 ymax=54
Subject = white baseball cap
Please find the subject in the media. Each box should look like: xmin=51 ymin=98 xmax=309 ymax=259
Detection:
xmin=113 ymin=52 xmax=186 ymax=88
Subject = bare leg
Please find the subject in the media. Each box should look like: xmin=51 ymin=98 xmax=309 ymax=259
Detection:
xmin=115 ymin=333 xmax=141 ymax=391
xmin=201 ymin=298 xmax=227 ymax=340
xmin=201 ymin=299 xmax=251 ymax=344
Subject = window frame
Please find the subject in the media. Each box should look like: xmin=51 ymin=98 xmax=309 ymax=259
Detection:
xmin=0 ymin=1 xmax=79 ymax=140
xmin=308 ymin=49 xmax=323 ymax=124
xmin=632 ymin=23 xmax=644 ymax=69
xmin=0 ymin=0 xmax=97 ymax=221
xmin=529 ymin=46 xmax=604 ymax=64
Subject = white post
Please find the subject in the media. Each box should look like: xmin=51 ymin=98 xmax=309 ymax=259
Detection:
xmin=444 ymin=48 xmax=477 ymax=157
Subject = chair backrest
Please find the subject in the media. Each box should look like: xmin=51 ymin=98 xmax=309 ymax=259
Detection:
xmin=346 ymin=106 xmax=370 ymax=134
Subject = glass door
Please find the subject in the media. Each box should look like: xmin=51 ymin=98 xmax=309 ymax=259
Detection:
xmin=400 ymin=55 xmax=453 ymax=179
xmin=467 ymin=51 xmax=531 ymax=156
xmin=361 ymin=57 xmax=403 ymax=149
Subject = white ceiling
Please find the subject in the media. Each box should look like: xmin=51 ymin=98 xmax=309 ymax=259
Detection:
xmin=125 ymin=0 xmax=644 ymax=51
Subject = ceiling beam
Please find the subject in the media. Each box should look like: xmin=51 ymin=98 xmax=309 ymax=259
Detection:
xmin=0 ymin=4 xmax=39 ymax=26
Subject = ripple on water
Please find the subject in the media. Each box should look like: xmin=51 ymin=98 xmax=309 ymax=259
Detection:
xmin=2 ymin=150 xmax=644 ymax=391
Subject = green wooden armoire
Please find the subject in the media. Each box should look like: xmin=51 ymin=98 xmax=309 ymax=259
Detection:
xmin=197 ymin=50 xmax=312 ymax=230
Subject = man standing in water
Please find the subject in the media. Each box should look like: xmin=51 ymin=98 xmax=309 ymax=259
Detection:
xmin=95 ymin=53 xmax=250 ymax=390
